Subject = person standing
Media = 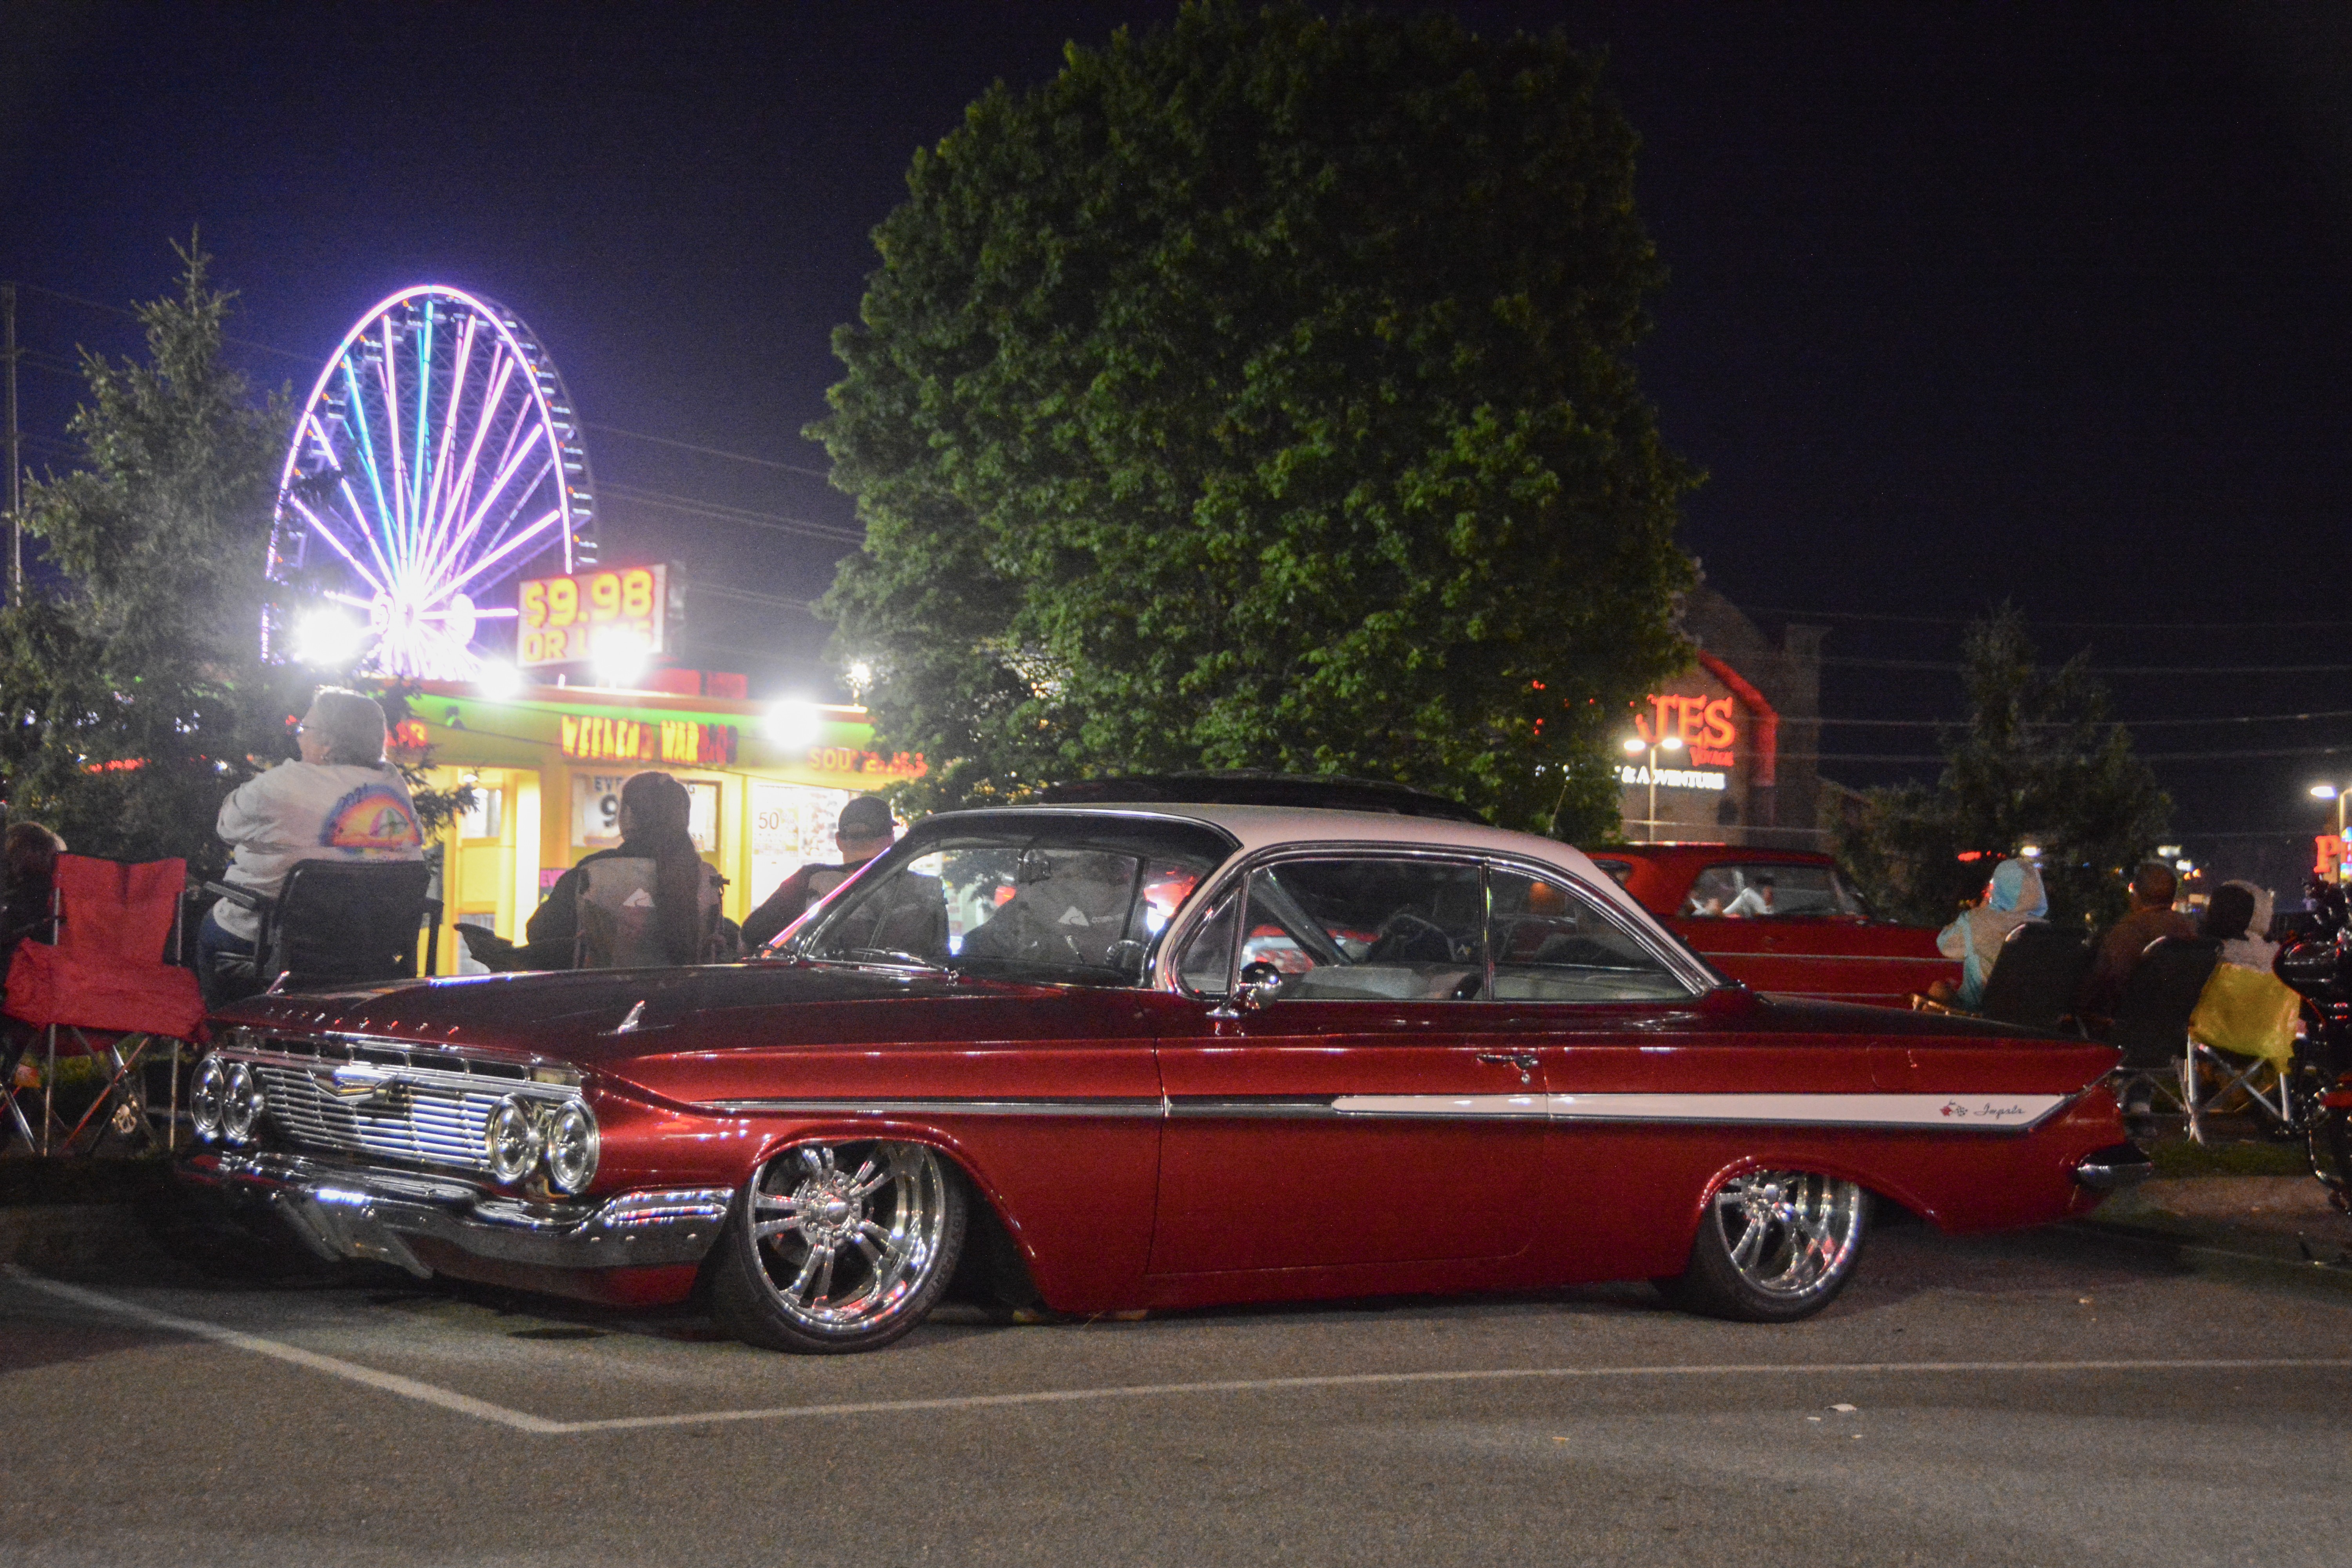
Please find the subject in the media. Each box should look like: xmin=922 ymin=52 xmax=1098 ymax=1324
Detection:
xmin=200 ymin=688 xmax=423 ymax=1000
xmin=2077 ymin=859 xmax=2196 ymax=1018
xmin=742 ymin=796 xmax=897 ymax=949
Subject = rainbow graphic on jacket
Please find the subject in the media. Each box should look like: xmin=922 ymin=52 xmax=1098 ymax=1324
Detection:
xmin=321 ymin=784 xmax=422 ymax=854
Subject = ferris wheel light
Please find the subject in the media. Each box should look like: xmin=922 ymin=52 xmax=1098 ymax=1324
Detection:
xmin=290 ymin=610 xmax=366 ymax=669
xmin=767 ymin=698 xmax=824 ymax=751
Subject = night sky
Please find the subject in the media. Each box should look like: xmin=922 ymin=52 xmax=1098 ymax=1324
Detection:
xmin=5 ymin=3 xmax=2348 ymax=887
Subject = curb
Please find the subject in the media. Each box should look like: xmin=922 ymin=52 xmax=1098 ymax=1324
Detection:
xmin=0 ymin=1202 xmax=162 ymax=1274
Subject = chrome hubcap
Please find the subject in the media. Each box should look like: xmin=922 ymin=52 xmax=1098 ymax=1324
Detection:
xmin=747 ymin=1141 xmax=947 ymax=1335
xmin=1710 ymin=1169 xmax=1864 ymax=1301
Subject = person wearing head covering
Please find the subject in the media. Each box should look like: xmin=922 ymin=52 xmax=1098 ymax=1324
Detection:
xmin=1935 ymin=857 xmax=2047 ymax=1011
xmin=200 ymin=688 xmax=424 ymax=992
xmin=2202 ymin=880 xmax=2279 ymax=972
xmin=2187 ymin=879 xmax=2298 ymax=1069
xmin=740 ymin=796 xmax=898 ymax=950
xmin=465 ymin=771 xmax=720 ymax=970
xmin=2077 ymin=860 xmax=2198 ymax=1018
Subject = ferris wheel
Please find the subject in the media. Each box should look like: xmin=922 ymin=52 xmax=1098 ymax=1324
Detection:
xmin=269 ymin=285 xmax=597 ymax=679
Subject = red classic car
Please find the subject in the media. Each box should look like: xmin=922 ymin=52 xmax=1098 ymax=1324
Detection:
xmin=182 ymin=805 xmax=2138 ymax=1354
xmin=1590 ymin=844 xmax=1960 ymax=1007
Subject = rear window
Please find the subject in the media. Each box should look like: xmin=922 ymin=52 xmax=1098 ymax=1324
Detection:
xmin=1682 ymin=863 xmax=1865 ymax=918
xmin=1587 ymin=859 xmax=1635 ymax=887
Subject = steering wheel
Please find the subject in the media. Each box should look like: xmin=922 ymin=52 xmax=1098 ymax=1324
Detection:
xmin=1364 ymin=910 xmax=1458 ymax=964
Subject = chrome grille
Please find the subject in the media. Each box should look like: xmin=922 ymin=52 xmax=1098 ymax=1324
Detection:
xmin=219 ymin=1033 xmax=572 ymax=1176
xmin=250 ymin=1064 xmax=505 ymax=1170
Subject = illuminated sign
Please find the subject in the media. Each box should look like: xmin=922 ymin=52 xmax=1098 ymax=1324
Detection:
xmin=1632 ymin=694 xmax=1740 ymax=768
xmin=806 ymin=746 xmax=927 ymax=779
xmin=1618 ymin=763 xmax=1727 ymax=793
xmin=518 ymin=564 xmax=673 ymax=669
xmin=559 ymin=713 xmax=737 ymax=767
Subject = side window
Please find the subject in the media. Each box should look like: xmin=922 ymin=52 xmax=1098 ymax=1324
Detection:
xmin=1243 ymin=857 xmax=1486 ymax=1003
xmin=1175 ymin=883 xmax=1239 ymax=996
xmin=1587 ymin=858 xmax=1635 ymax=887
xmin=1684 ymin=863 xmax=1857 ymax=919
xmin=1490 ymin=868 xmax=1692 ymax=1002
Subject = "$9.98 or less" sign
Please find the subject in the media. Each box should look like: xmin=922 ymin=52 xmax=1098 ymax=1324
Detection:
xmin=517 ymin=564 xmax=670 ymax=668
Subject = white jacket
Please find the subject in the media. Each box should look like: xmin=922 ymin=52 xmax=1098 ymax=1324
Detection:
xmin=211 ymin=761 xmax=425 ymax=942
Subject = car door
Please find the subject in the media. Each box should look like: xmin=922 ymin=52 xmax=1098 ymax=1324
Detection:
xmin=1487 ymin=862 xmax=1885 ymax=1279
xmin=1669 ymin=860 xmax=1953 ymax=1005
xmin=1147 ymin=851 xmax=1546 ymax=1276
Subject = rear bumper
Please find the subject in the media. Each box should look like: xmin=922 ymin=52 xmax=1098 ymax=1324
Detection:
xmin=2072 ymin=1142 xmax=2155 ymax=1192
xmin=179 ymin=1148 xmax=731 ymax=1279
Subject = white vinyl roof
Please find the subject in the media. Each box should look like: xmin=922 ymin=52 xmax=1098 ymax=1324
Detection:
xmin=961 ymin=801 xmax=1655 ymax=929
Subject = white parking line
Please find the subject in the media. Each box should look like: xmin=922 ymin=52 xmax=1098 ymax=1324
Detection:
xmin=14 ymin=1266 xmax=2352 ymax=1437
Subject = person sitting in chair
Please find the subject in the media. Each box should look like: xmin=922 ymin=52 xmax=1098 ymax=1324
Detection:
xmin=1933 ymin=857 xmax=2045 ymax=1011
xmin=200 ymin=689 xmax=423 ymax=1000
xmin=2077 ymin=860 xmax=2196 ymax=1019
xmin=462 ymin=771 xmax=720 ymax=971
xmin=741 ymin=795 xmax=898 ymax=950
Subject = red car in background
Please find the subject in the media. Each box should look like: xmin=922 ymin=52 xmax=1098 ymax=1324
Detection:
xmin=1590 ymin=845 xmax=1957 ymax=1007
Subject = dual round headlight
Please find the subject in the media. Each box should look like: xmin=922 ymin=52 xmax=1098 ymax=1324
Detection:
xmin=191 ymin=1056 xmax=263 ymax=1145
xmin=483 ymin=1095 xmax=598 ymax=1194
xmin=190 ymin=1054 xmax=227 ymax=1141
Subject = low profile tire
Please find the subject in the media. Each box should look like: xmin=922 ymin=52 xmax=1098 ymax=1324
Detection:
xmin=711 ymin=1140 xmax=966 ymax=1354
xmin=1657 ymin=1169 xmax=1869 ymax=1323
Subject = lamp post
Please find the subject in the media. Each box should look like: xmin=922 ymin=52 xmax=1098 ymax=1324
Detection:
xmin=1622 ymin=733 xmax=1686 ymax=843
xmin=2314 ymin=783 xmax=2349 ymax=882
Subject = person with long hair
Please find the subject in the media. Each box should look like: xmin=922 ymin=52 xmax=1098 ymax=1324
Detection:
xmin=464 ymin=771 xmax=720 ymax=969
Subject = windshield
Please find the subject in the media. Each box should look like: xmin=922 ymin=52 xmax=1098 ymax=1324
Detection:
xmin=791 ymin=814 xmax=1233 ymax=986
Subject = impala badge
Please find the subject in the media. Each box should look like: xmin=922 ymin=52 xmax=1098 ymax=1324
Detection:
xmin=319 ymin=1064 xmax=406 ymax=1108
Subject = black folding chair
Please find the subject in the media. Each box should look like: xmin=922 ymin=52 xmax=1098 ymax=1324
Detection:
xmin=203 ymin=860 xmax=439 ymax=1002
xmin=1976 ymin=922 xmax=2093 ymax=1034
xmin=2106 ymin=935 xmax=2221 ymax=1129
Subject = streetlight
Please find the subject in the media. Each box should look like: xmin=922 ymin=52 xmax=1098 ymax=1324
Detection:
xmin=1622 ymin=732 xmax=1686 ymax=843
xmin=2314 ymin=783 xmax=2350 ymax=883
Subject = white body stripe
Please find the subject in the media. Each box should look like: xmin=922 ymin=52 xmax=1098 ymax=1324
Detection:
xmin=1330 ymin=1092 xmax=2070 ymax=1131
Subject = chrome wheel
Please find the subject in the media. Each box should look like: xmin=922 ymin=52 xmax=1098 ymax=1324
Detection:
xmin=1660 ymin=1167 xmax=1871 ymax=1321
xmin=1708 ymin=1170 xmax=1866 ymax=1303
xmin=723 ymin=1140 xmax=962 ymax=1350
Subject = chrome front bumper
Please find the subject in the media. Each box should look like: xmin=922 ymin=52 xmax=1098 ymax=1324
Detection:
xmin=181 ymin=1149 xmax=731 ymax=1279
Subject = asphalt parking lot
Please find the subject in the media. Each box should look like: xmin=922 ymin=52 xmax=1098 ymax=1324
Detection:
xmin=6 ymin=1212 xmax=2352 ymax=1568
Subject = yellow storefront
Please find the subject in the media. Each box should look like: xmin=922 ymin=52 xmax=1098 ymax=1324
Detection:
xmin=393 ymin=681 xmax=920 ymax=973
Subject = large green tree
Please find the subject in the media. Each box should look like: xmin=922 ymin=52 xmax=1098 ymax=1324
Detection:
xmin=815 ymin=1 xmax=1695 ymax=835
xmin=0 ymin=245 xmax=317 ymax=870
xmin=1835 ymin=607 xmax=2172 ymax=929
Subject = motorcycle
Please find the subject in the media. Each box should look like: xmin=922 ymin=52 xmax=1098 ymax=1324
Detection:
xmin=2273 ymin=875 xmax=2352 ymax=1201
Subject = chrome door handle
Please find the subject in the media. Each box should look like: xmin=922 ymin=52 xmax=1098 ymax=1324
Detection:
xmin=1477 ymin=1051 xmax=1538 ymax=1085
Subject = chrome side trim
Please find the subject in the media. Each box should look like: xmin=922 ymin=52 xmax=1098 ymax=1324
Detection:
xmin=181 ymin=1149 xmax=730 ymax=1273
xmin=1544 ymin=1091 xmax=2071 ymax=1133
xmin=702 ymin=1096 xmax=1164 ymax=1119
xmin=704 ymin=1091 xmax=2069 ymax=1131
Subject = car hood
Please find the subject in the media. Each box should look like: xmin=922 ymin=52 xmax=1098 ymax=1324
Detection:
xmin=209 ymin=962 xmax=1049 ymax=1060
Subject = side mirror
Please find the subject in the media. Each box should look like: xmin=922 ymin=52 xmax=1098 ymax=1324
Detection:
xmin=1211 ymin=960 xmax=1286 ymax=1018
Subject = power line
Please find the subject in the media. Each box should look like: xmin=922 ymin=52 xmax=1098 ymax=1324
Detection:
xmin=1820 ymin=708 xmax=2352 ymax=730
xmin=7 ymin=279 xmax=315 ymax=364
xmin=1752 ymin=605 xmax=2352 ymax=632
xmin=1823 ymin=656 xmax=2352 ymax=676
xmin=600 ymin=481 xmax=862 ymax=544
xmin=690 ymin=582 xmax=819 ymax=613
xmin=584 ymin=423 xmax=831 ymax=479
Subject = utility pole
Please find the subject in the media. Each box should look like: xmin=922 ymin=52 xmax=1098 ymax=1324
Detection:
xmin=2 ymin=282 xmax=18 ymax=606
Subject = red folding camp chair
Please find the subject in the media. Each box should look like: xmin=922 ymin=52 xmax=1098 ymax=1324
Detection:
xmin=2 ymin=855 xmax=206 ymax=1155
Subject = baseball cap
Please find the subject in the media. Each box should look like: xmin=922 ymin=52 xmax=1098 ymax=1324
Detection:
xmin=836 ymin=797 xmax=895 ymax=837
